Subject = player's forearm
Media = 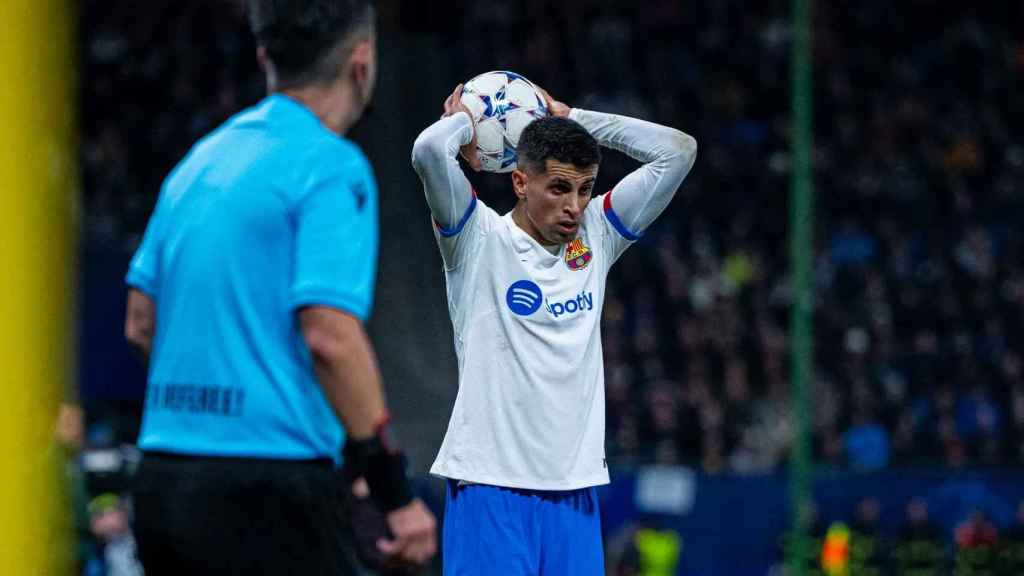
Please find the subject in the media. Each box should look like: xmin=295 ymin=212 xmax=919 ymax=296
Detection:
xmin=571 ymin=108 xmax=697 ymax=233
xmin=569 ymin=108 xmax=696 ymax=167
xmin=410 ymin=112 xmax=475 ymax=230
xmin=302 ymin=310 xmax=387 ymax=439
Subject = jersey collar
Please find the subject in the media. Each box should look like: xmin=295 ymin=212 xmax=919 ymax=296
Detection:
xmin=503 ymin=212 xmax=563 ymax=266
xmin=262 ymin=93 xmax=334 ymax=137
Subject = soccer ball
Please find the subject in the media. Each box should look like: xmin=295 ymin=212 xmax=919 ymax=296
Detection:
xmin=460 ymin=71 xmax=548 ymax=173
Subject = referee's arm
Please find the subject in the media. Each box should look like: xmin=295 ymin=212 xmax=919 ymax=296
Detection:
xmin=292 ymin=166 xmax=436 ymax=565
xmin=125 ymin=288 xmax=155 ymax=361
xmin=300 ymin=306 xmax=437 ymax=566
xmin=299 ymin=305 xmax=384 ymax=439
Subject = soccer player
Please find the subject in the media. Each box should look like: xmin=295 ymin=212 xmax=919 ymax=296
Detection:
xmin=123 ymin=1 xmax=435 ymax=574
xmin=411 ymin=83 xmax=697 ymax=574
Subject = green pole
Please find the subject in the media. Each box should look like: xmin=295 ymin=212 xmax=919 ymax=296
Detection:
xmin=787 ymin=0 xmax=814 ymax=573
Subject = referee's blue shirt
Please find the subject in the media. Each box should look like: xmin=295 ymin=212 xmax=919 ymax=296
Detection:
xmin=126 ymin=94 xmax=378 ymax=461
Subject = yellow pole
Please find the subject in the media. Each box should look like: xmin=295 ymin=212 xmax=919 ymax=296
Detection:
xmin=0 ymin=0 xmax=77 ymax=573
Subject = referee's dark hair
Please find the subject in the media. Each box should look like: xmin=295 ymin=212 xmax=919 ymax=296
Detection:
xmin=516 ymin=116 xmax=601 ymax=175
xmin=248 ymin=0 xmax=375 ymax=89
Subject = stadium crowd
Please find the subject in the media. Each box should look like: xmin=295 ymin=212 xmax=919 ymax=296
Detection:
xmin=588 ymin=1 xmax=1024 ymax=474
xmin=81 ymin=0 xmax=1024 ymax=478
xmin=80 ymin=0 xmax=262 ymax=250
xmin=607 ymin=497 xmax=1024 ymax=575
xmin=431 ymin=1 xmax=1024 ymax=474
xmin=77 ymin=0 xmax=1024 ymax=574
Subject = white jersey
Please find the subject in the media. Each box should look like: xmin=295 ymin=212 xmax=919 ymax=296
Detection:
xmin=429 ymin=198 xmax=630 ymax=489
xmin=412 ymin=108 xmax=697 ymax=490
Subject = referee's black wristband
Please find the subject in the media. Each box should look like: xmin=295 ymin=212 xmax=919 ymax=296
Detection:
xmin=343 ymin=423 xmax=414 ymax=513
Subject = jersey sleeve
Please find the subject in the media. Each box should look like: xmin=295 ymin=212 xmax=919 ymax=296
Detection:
xmin=584 ymin=190 xmax=635 ymax=267
xmin=432 ymin=195 xmax=499 ymax=271
xmin=411 ymin=112 xmax=492 ymax=270
xmin=571 ymin=108 xmax=697 ymax=263
xmin=290 ymin=159 xmax=379 ymax=321
xmin=125 ymin=189 xmax=167 ymax=297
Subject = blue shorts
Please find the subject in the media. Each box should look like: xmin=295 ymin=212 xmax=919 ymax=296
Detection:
xmin=443 ymin=480 xmax=604 ymax=576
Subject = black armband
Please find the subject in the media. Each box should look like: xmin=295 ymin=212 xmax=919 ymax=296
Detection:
xmin=342 ymin=415 xmax=414 ymax=512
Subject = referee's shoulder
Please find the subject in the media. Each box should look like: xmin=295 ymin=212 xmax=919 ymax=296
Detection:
xmin=305 ymin=133 xmax=373 ymax=176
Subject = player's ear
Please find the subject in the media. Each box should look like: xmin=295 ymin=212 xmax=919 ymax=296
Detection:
xmin=256 ymin=46 xmax=277 ymax=90
xmin=511 ymin=169 xmax=529 ymax=200
xmin=257 ymin=46 xmax=269 ymax=72
xmin=348 ymin=40 xmax=374 ymax=95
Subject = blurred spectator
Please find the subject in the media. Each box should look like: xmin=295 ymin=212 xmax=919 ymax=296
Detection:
xmin=56 ymin=403 xmax=94 ymax=575
xmin=848 ymin=497 xmax=885 ymax=573
xmin=956 ymin=510 xmax=999 ymax=550
xmin=891 ymin=499 xmax=945 ymax=574
xmin=87 ymin=494 xmax=143 ymax=576
xmin=820 ymin=522 xmax=852 ymax=576
xmin=774 ymin=501 xmax=824 ymax=574
xmin=605 ymin=522 xmax=682 ymax=576
xmin=633 ymin=526 xmax=682 ymax=576
xmin=955 ymin=510 xmax=999 ymax=574
xmin=829 ymin=220 xmax=876 ymax=269
xmin=56 ymin=404 xmax=86 ymax=452
xmin=998 ymin=501 xmax=1024 ymax=575
xmin=843 ymin=412 xmax=890 ymax=471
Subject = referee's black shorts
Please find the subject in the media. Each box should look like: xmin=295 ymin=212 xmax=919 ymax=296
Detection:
xmin=133 ymin=451 xmax=356 ymax=576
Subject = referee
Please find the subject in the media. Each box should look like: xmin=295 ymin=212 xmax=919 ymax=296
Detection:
xmin=123 ymin=1 xmax=436 ymax=574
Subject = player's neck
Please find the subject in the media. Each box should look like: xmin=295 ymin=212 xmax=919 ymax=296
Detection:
xmin=511 ymin=202 xmax=558 ymax=249
xmin=281 ymin=83 xmax=358 ymax=136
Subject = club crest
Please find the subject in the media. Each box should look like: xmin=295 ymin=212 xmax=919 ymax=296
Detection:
xmin=565 ymin=238 xmax=593 ymax=271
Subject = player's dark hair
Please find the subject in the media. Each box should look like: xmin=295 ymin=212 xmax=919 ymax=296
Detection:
xmin=247 ymin=0 xmax=375 ymax=88
xmin=516 ymin=116 xmax=601 ymax=174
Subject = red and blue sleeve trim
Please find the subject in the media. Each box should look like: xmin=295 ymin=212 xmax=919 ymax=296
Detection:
xmin=434 ymin=189 xmax=478 ymax=238
xmin=603 ymin=190 xmax=641 ymax=241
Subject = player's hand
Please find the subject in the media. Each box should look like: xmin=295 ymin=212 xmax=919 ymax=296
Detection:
xmin=377 ymin=498 xmax=437 ymax=568
xmin=443 ymin=84 xmax=482 ymax=171
xmin=536 ymin=87 xmax=571 ymax=118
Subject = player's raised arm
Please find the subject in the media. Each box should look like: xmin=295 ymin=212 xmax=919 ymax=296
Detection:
xmin=411 ymin=84 xmax=480 ymax=234
xmin=546 ymin=90 xmax=696 ymax=238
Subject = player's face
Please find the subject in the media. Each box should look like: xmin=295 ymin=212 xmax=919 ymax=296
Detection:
xmin=514 ymin=159 xmax=599 ymax=245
